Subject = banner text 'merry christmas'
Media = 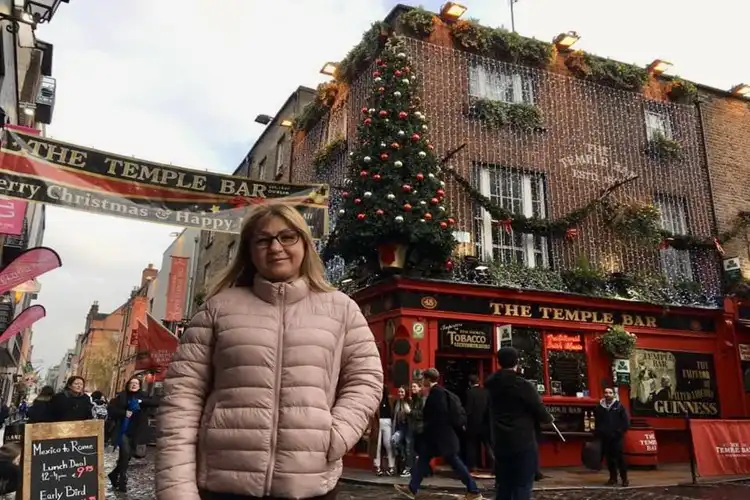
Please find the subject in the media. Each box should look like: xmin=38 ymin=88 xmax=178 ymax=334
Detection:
xmin=13 ymin=134 xmax=286 ymax=198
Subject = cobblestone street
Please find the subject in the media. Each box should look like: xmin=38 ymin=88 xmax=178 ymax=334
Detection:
xmin=111 ymin=451 xmax=750 ymax=500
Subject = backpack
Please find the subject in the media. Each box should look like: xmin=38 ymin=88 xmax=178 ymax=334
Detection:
xmin=92 ymin=403 xmax=108 ymax=420
xmin=445 ymin=389 xmax=467 ymax=429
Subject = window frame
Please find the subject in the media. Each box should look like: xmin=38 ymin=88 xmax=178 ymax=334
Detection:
xmin=654 ymin=194 xmax=693 ymax=281
xmin=274 ymin=135 xmax=286 ymax=178
xmin=644 ymin=108 xmax=673 ymax=141
xmin=257 ymin=156 xmax=267 ymax=180
xmin=468 ymin=62 xmax=535 ymax=105
xmin=475 ymin=165 xmax=548 ymax=268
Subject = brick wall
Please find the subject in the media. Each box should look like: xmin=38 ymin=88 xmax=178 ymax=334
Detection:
xmin=291 ymin=20 xmax=720 ymax=291
xmin=700 ymin=97 xmax=750 ymax=277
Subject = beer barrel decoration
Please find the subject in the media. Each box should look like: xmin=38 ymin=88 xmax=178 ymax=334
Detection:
xmin=623 ymin=420 xmax=658 ymax=469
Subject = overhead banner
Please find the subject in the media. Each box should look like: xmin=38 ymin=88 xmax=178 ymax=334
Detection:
xmin=0 ymin=304 xmax=46 ymax=344
xmin=137 ymin=313 xmax=180 ymax=381
xmin=164 ymin=256 xmax=189 ymax=322
xmin=0 ymin=198 xmax=27 ymax=236
xmin=0 ymin=246 xmax=61 ymax=295
xmin=629 ymin=349 xmax=719 ymax=418
xmin=0 ymin=129 xmax=329 ymax=238
xmin=690 ymin=420 xmax=750 ymax=477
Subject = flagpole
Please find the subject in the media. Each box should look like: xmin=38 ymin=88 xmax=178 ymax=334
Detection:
xmin=510 ymin=0 xmax=517 ymax=33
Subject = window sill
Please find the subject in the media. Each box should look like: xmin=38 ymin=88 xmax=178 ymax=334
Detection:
xmin=541 ymin=396 xmax=598 ymax=406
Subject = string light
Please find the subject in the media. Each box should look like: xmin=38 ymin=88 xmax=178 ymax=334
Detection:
xmin=293 ymin=36 xmax=719 ymax=305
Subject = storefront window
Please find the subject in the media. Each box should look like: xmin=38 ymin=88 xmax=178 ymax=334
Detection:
xmin=506 ymin=327 xmax=543 ymax=387
xmin=741 ymin=361 xmax=750 ymax=393
xmin=545 ymin=333 xmax=588 ymax=397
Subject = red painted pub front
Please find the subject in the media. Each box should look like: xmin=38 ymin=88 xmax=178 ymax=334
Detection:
xmin=343 ymin=277 xmax=748 ymax=470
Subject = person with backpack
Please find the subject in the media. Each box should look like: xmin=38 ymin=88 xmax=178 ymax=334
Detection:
xmin=90 ymin=391 xmax=108 ymax=420
xmin=486 ymin=347 xmax=553 ymax=500
xmin=394 ymin=368 xmax=481 ymax=500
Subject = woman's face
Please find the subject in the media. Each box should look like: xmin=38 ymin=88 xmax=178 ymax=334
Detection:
xmin=69 ymin=378 xmax=84 ymax=394
xmin=411 ymin=383 xmax=420 ymax=395
xmin=128 ymin=379 xmax=140 ymax=392
xmin=397 ymin=387 xmax=406 ymax=399
xmin=250 ymin=216 xmax=304 ymax=282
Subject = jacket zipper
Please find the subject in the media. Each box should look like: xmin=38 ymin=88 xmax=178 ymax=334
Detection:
xmin=264 ymin=287 xmax=285 ymax=494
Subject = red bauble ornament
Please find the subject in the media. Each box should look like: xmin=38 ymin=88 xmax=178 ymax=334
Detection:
xmin=354 ymin=198 xmax=362 ymax=205
xmin=361 ymin=107 xmax=369 ymax=114
xmin=403 ymin=66 xmax=410 ymax=73
xmin=378 ymin=87 xmax=385 ymax=93
xmin=375 ymin=58 xmax=384 ymax=66
xmin=359 ymin=170 xmax=368 ymax=178
xmin=373 ymin=174 xmax=382 ymax=181
xmin=373 ymin=70 xmax=381 ymax=77
xmin=379 ymin=110 xmax=388 ymax=117
xmin=446 ymin=259 xmax=454 ymax=272
xmin=398 ymin=111 xmax=408 ymax=119
xmin=430 ymin=197 xmax=439 ymax=205
xmin=411 ymin=133 xmax=421 ymax=141
xmin=380 ymin=153 xmax=389 ymax=161
xmin=394 ymin=70 xmax=402 ymax=77
xmin=364 ymin=118 xmax=372 ymax=125
xmin=402 ymin=184 xmax=412 ymax=192
xmin=376 ymin=209 xmax=384 ymax=216
xmin=357 ymin=213 xmax=366 ymax=220
xmin=448 ymin=217 xmax=456 ymax=225
xmin=416 ymin=173 xmax=425 ymax=181
xmin=428 ymin=144 xmax=434 ymax=150
xmin=391 ymin=142 xmax=400 ymax=149
xmin=424 ymin=213 xmax=433 ymax=220
xmin=440 ymin=222 xmax=448 ymax=229
xmin=342 ymin=191 xmax=349 ymax=198
xmin=403 ymin=203 xmax=412 ymax=212
xmin=436 ymin=189 xmax=445 ymax=197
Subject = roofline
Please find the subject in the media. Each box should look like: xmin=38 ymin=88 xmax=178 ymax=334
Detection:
xmin=232 ymin=85 xmax=317 ymax=176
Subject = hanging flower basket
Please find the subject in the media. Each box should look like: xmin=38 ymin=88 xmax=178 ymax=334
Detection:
xmin=598 ymin=324 xmax=637 ymax=359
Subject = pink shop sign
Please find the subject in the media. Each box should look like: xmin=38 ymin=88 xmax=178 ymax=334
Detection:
xmin=0 ymin=199 xmax=27 ymax=236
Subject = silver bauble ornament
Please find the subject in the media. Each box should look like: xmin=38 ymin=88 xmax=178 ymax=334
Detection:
xmin=440 ymin=180 xmax=446 ymax=187
xmin=395 ymin=215 xmax=404 ymax=222
xmin=402 ymin=79 xmax=410 ymax=85
xmin=418 ymin=151 xmax=427 ymax=158
xmin=349 ymin=151 xmax=355 ymax=157
xmin=394 ymin=160 xmax=403 ymax=168
xmin=364 ymin=191 xmax=372 ymax=198
xmin=374 ymin=77 xmax=382 ymax=83
xmin=387 ymin=193 xmax=396 ymax=200
xmin=393 ymin=91 xmax=402 ymax=97
xmin=428 ymin=173 xmax=435 ymax=179
xmin=420 ymin=114 xmax=427 ymax=121
xmin=380 ymin=142 xmax=387 ymax=148
xmin=338 ymin=209 xmax=345 ymax=215
xmin=398 ymin=130 xmax=406 ymax=137
xmin=397 ymin=52 xmax=406 ymax=58
xmin=419 ymin=218 xmax=426 ymax=223
xmin=368 ymin=108 xmax=375 ymax=114
xmin=363 ymin=156 xmax=372 ymax=163
xmin=422 ymin=125 xmax=428 ymax=131
xmin=438 ymin=206 xmax=446 ymax=212
xmin=419 ymin=200 xmax=427 ymax=206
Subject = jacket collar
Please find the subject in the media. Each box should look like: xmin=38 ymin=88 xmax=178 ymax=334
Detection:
xmin=253 ymin=275 xmax=310 ymax=305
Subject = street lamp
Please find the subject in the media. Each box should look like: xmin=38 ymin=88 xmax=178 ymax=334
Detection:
xmin=439 ymin=2 xmax=467 ymax=22
xmin=647 ymin=59 xmax=673 ymax=75
xmin=730 ymin=84 xmax=750 ymax=98
xmin=16 ymin=0 xmax=69 ymax=24
xmin=554 ymin=31 xmax=580 ymax=51
xmin=319 ymin=62 xmax=338 ymax=77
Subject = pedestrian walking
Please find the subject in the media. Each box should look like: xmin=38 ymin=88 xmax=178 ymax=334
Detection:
xmin=374 ymin=387 xmax=396 ymax=476
xmin=392 ymin=386 xmax=412 ymax=476
xmin=50 ymin=376 xmax=93 ymax=422
xmin=26 ymin=386 xmax=55 ymax=423
xmin=593 ymin=387 xmax=630 ymax=487
xmin=464 ymin=374 xmax=490 ymax=474
xmin=407 ymin=380 xmax=430 ymax=477
xmin=90 ymin=391 xmax=109 ymax=420
xmin=0 ymin=442 xmax=21 ymax=495
xmin=486 ymin=347 xmax=553 ymax=500
xmin=107 ymin=377 xmax=159 ymax=492
xmin=394 ymin=368 xmax=481 ymax=500
xmin=156 ymin=203 xmax=383 ymax=500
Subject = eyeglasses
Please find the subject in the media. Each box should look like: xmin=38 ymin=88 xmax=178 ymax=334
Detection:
xmin=253 ymin=230 xmax=300 ymax=249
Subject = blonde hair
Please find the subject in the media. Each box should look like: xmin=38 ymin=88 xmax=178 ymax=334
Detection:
xmin=207 ymin=202 xmax=334 ymax=299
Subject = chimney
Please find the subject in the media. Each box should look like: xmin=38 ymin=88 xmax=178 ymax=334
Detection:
xmin=141 ymin=263 xmax=158 ymax=288
xmin=89 ymin=301 xmax=99 ymax=316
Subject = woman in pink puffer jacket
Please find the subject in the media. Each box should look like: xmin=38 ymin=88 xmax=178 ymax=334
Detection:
xmin=155 ymin=203 xmax=383 ymax=500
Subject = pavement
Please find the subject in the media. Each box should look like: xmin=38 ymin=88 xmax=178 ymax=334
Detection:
xmin=93 ymin=450 xmax=750 ymax=499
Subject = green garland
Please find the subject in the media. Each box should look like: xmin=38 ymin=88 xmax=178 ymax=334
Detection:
xmin=449 ymin=19 xmax=552 ymax=68
xmin=293 ymin=82 xmax=340 ymax=133
xmin=564 ymin=50 xmax=648 ymax=92
xmin=335 ymin=21 xmax=390 ymax=85
xmin=470 ymin=99 xmax=543 ymax=131
xmin=312 ymin=137 xmax=347 ymax=176
xmin=666 ymin=78 xmax=699 ymax=104
xmin=400 ymin=7 xmax=435 ymax=38
xmin=444 ymin=166 xmax=624 ymax=236
xmin=647 ymin=132 xmax=681 ymax=161
xmin=599 ymin=325 xmax=637 ymax=359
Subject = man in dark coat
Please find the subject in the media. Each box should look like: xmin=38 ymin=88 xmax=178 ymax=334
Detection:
xmin=593 ymin=387 xmax=630 ymax=487
xmin=464 ymin=374 xmax=490 ymax=473
xmin=486 ymin=347 xmax=553 ymax=500
xmin=394 ymin=368 xmax=480 ymax=500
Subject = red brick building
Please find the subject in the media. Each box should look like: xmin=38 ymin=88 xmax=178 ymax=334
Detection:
xmin=289 ymin=6 xmax=747 ymax=468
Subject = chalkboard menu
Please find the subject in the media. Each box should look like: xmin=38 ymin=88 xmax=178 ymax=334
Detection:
xmin=23 ymin=420 xmax=105 ymax=500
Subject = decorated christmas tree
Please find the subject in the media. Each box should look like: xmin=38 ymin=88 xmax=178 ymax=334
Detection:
xmin=327 ymin=37 xmax=456 ymax=276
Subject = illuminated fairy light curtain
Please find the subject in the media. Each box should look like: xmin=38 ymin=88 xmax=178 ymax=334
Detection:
xmin=292 ymin=35 xmax=719 ymax=298
xmin=398 ymin=36 xmax=718 ymax=295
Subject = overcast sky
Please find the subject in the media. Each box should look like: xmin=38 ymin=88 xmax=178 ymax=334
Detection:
xmin=29 ymin=0 xmax=747 ymax=371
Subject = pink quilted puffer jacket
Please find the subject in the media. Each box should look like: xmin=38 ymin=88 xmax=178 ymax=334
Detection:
xmin=155 ymin=276 xmax=383 ymax=500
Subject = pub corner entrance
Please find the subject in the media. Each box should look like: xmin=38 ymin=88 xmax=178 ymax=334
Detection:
xmin=436 ymin=357 xmax=493 ymax=405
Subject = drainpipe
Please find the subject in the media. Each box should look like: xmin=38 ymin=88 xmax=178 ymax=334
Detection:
xmin=695 ymin=101 xmax=720 ymax=243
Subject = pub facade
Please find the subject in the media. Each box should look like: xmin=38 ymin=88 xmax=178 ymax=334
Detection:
xmin=287 ymin=5 xmax=749 ymax=468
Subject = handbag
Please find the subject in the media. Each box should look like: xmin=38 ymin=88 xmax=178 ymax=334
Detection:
xmin=581 ymin=440 xmax=603 ymax=471
xmin=133 ymin=444 xmax=148 ymax=459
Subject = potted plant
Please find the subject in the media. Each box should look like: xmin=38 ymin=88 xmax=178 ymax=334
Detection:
xmin=598 ymin=324 xmax=637 ymax=359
